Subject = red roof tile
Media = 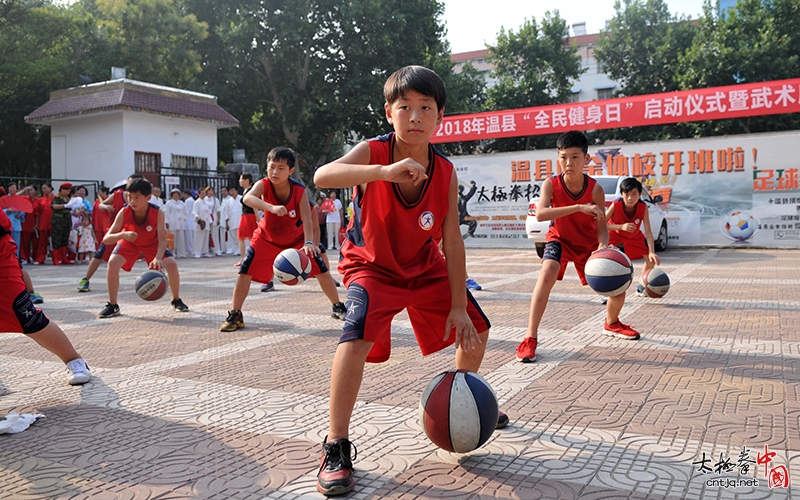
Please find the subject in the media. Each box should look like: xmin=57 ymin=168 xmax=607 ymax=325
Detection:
xmin=25 ymin=80 xmax=239 ymax=127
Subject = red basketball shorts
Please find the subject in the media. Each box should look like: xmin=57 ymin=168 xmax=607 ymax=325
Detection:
xmin=0 ymin=275 xmax=50 ymax=334
xmin=339 ymin=277 xmax=491 ymax=363
xmin=239 ymin=237 xmax=327 ymax=284
xmin=543 ymin=240 xmax=593 ymax=285
xmin=113 ymin=241 xmax=174 ymax=272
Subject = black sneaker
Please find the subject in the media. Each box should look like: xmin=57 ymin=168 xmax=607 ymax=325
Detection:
xmin=496 ymin=411 xmax=510 ymax=429
xmin=99 ymin=302 xmax=120 ymax=318
xmin=331 ymin=302 xmax=347 ymax=321
xmin=260 ymin=281 xmax=275 ymax=292
xmin=220 ymin=310 xmax=244 ymax=332
xmin=171 ymin=298 xmax=189 ymax=312
xmin=317 ymin=437 xmax=357 ymax=496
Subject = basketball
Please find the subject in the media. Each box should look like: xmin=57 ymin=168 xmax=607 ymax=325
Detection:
xmin=419 ymin=369 xmax=498 ymax=453
xmin=273 ymin=248 xmax=312 ymax=285
xmin=585 ymin=247 xmax=634 ymax=297
xmin=135 ymin=270 xmax=168 ymax=301
xmin=642 ymin=267 xmax=670 ymax=298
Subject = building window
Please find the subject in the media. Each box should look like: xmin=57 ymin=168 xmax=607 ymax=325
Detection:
xmin=596 ymin=88 xmax=615 ymax=100
xmin=171 ymin=154 xmax=208 ymax=170
xmin=134 ymin=151 xmax=162 ymax=187
xmin=569 ymin=92 xmax=581 ymax=103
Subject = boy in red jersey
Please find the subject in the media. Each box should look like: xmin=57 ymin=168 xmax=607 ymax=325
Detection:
xmin=99 ymin=179 xmax=188 ymax=318
xmin=313 ymin=66 xmax=503 ymax=497
xmin=0 ymin=210 xmax=91 ymax=385
xmin=78 ymin=174 xmax=144 ymax=292
xmin=219 ymin=147 xmax=345 ymax=332
xmin=515 ymin=131 xmax=640 ymax=365
xmin=605 ymin=177 xmax=660 ymax=297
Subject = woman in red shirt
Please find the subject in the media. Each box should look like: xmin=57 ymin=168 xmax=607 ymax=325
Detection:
xmin=32 ymin=183 xmax=54 ymax=265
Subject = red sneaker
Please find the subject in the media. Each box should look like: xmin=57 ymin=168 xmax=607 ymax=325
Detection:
xmin=317 ymin=437 xmax=357 ymax=496
xmin=603 ymin=319 xmax=640 ymax=340
xmin=515 ymin=337 xmax=537 ymax=362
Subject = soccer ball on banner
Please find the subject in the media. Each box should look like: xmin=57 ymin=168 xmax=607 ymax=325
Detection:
xmin=722 ymin=211 xmax=758 ymax=242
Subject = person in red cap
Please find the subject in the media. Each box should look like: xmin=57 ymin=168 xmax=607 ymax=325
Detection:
xmin=50 ymin=182 xmax=74 ymax=265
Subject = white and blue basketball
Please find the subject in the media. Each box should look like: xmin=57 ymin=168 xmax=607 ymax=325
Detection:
xmin=585 ymin=247 xmax=634 ymax=297
xmin=723 ymin=211 xmax=758 ymax=241
xmin=420 ymin=369 xmax=498 ymax=453
xmin=135 ymin=270 xmax=168 ymax=301
xmin=273 ymin=248 xmax=312 ymax=285
xmin=642 ymin=267 xmax=670 ymax=298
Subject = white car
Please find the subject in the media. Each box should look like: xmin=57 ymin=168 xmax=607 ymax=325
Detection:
xmin=526 ymin=175 xmax=669 ymax=258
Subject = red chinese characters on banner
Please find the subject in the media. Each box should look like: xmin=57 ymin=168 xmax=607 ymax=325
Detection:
xmin=431 ymin=79 xmax=800 ymax=144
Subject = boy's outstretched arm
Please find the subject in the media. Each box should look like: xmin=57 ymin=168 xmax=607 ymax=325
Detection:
xmin=314 ymin=142 xmax=427 ymax=190
xmin=592 ymin=183 xmax=609 ymax=248
xmin=441 ymin=170 xmax=480 ymax=352
xmin=641 ymin=206 xmax=661 ymax=265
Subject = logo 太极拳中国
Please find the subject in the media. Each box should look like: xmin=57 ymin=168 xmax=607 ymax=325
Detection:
xmin=289 ymin=210 xmax=297 ymax=218
xmin=146 ymin=225 xmax=153 ymax=232
xmin=418 ymin=211 xmax=434 ymax=231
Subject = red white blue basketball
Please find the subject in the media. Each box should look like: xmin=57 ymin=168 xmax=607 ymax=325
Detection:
xmin=420 ymin=369 xmax=498 ymax=453
xmin=585 ymin=247 xmax=634 ymax=297
xmin=642 ymin=267 xmax=670 ymax=298
xmin=273 ymin=248 xmax=312 ymax=285
xmin=135 ymin=270 xmax=168 ymax=301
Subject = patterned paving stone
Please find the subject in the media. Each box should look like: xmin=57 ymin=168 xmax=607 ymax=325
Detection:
xmin=1 ymin=248 xmax=799 ymax=498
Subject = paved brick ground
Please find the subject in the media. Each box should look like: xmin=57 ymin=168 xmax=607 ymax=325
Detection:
xmin=0 ymin=247 xmax=798 ymax=499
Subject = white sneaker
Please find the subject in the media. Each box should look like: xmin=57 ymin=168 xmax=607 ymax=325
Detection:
xmin=66 ymin=358 xmax=91 ymax=385
xmin=194 ymin=254 xmax=201 ymax=259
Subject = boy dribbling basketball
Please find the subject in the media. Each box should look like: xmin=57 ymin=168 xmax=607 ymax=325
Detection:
xmin=605 ymin=177 xmax=661 ymax=296
xmin=516 ymin=131 xmax=641 ymax=365
xmin=99 ymin=179 xmax=188 ymax=318
xmin=313 ymin=65 xmax=504 ymax=496
xmin=219 ymin=147 xmax=346 ymax=333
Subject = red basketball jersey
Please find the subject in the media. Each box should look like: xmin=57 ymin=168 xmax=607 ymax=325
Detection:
xmin=545 ymin=174 xmax=598 ymax=253
xmin=608 ymin=200 xmax=646 ymax=240
xmin=251 ymin=178 xmax=308 ymax=248
xmin=608 ymin=199 xmax=649 ymax=258
xmin=338 ymin=133 xmax=451 ymax=284
xmin=0 ymin=210 xmax=21 ymax=277
xmin=120 ymin=203 xmax=161 ymax=254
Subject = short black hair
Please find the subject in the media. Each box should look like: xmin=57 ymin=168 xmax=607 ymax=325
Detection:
xmin=267 ymin=147 xmax=297 ymax=169
xmin=620 ymin=177 xmax=643 ymax=194
xmin=98 ymin=186 xmax=109 ymax=195
xmin=384 ymin=65 xmax=446 ymax=112
xmin=240 ymin=173 xmax=253 ymax=183
xmin=556 ymin=131 xmax=589 ymax=154
xmin=127 ymin=178 xmax=152 ymax=196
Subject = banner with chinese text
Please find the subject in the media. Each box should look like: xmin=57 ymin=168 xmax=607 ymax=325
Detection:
xmin=452 ymin=130 xmax=800 ymax=249
xmin=432 ymin=79 xmax=800 ymax=144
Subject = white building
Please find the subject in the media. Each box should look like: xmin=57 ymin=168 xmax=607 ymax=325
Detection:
xmin=25 ymin=77 xmax=239 ymax=187
xmin=452 ymin=23 xmax=618 ymax=104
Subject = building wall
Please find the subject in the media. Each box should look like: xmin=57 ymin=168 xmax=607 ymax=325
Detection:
xmin=50 ymin=113 xmax=125 ymax=184
xmin=48 ymin=111 xmax=220 ymax=186
xmin=122 ymin=113 xmax=219 ymax=172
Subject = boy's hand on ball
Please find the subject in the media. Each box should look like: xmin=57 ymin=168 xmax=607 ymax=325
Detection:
xmin=445 ymin=308 xmax=480 ymax=351
xmin=148 ymin=258 xmax=162 ymax=270
xmin=383 ymin=158 xmax=428 ymax=185
xmin=302 ymin=242 xmax=319 ymax=257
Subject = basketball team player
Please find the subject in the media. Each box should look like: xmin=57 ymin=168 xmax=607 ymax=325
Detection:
xmin=219 ymin=146 xmax=346 ymax=333
xmin=515 ymin=131 xmax=640 ymax=365
xmin=0 ymin=209 xmax=91 ymax=385
xmin=98 ymin=179 xmax=189 ymax=318
xmin=78 ymin=173 xmax=144 ymax=292
xmin=313 ymin=65 xmax=506 ymax=496
xmin=605 ymin=177 xmax=661 ymax=297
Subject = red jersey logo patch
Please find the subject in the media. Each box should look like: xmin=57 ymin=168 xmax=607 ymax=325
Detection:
xmin=418 ymin=211 xmax=434 ymax=231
